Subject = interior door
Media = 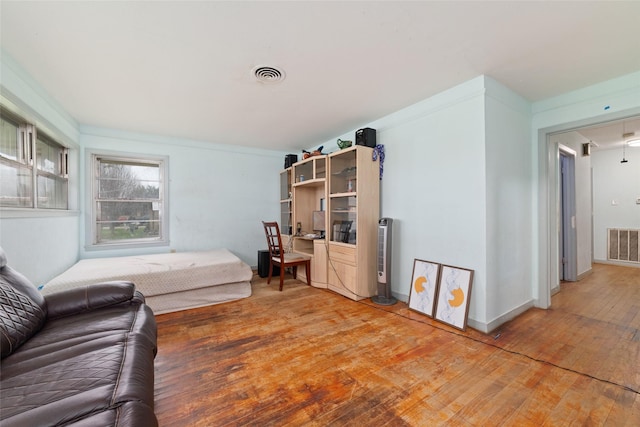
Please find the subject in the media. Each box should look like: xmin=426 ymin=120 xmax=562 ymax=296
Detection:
xmin=559 ymin=150 xmax=577 ymax=282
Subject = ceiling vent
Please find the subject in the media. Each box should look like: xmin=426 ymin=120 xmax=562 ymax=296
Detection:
xmin=252 ymin=66 xmax=286 ymax=84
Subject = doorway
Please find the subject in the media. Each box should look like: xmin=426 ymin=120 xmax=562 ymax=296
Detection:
xmin=540 ymin=111 xmax=640 ymax=309
xmin=559 ymin=148 xmax=577 ymax=283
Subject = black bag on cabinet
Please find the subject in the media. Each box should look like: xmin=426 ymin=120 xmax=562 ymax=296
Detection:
xmin=284 ymin=154 xmax=298 ymax=169
xmin=355 ymin=128 xmax=376 ymax=148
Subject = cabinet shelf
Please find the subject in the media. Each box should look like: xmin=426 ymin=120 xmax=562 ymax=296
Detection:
xmin=292 ymin=178 xmax=325 ymax=188
xmin=331 ymin=166 xmax=357 ymax=177
xmin=294 ymin=248 xmax=314 ymax=257
xmin=293 ymin=236 xmax=323 ymax=257
xmin=329 ymin=241 xmax=355 ymax=249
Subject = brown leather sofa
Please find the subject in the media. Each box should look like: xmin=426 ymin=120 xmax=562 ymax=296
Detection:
xmin=0 ymin=247 xmax=158 ymax=427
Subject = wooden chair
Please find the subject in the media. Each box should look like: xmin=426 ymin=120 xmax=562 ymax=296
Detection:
xmin=262 ymin=221 xmax=311 ymax=291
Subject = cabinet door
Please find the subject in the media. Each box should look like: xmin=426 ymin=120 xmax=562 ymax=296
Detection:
xmin=280 ymin=169 xmax=291 ymax=200
xmin=329 ymin=149 xmax=357 ymax=195
xmin=280 ymin=169 xmax=292 ymax=235
xmin=312 ymin=239 xmax=328 ymax=284
xmin=280 ymin=200 xmax=292 ymax=236
xmin=328 ymin=260 xmax=357 ymax=296
xmin=328 ymin=242 xmax=356 ymax=264
xmin=329 ymin=195 xmax=357 ymax=244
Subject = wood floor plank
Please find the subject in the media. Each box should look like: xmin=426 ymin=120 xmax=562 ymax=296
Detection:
xmin=604 ymin=386 xmax=640 ymax=426
xmin=154 ymin=264 xmax=640 ymax=426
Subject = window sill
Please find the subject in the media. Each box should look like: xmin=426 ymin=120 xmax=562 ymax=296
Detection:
xmin=0 ymin=208 xmax=79 ymax=219
xmin=84 ymin=240 xmax=169 ymax=252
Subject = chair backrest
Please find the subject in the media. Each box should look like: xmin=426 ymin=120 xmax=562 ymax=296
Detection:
xmin=262 ymin=221 xmax=284 ymax=261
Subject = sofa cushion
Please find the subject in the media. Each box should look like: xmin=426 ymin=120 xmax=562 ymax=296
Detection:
xmin=0 ymin=248 xmax=48 ymax=358
xmin=0 ymin=280 xmax=46 ymax=359
xmin=0 ymin=263 xmax=47 ymax=312
xmin=45 ymin=281 xmax=137 ymax=320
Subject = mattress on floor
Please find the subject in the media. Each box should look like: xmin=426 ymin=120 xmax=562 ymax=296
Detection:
xmin=146 ymin=280 xmax=252 ymax=315
xmin=41 ymin=249 xmax=253 ymax=303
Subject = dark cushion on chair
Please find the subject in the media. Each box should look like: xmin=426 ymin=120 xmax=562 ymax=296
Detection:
xmin=0 ymin=248 xmax=48 ymax=359
xmin=0 ymin=264 xmax=47 ymax=312
xmin=0 ymin=280 xmax=46 ymax=359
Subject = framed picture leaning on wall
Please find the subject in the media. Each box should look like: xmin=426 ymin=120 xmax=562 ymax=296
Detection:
xmin=408 ymin=259 xmax=441 ymax=318
xmin=434 ymin=265 xmax=474 ymax=331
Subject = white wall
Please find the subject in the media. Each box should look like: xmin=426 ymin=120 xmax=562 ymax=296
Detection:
xmin=0 ymin=50 xmax=80 ymax=284
xmin=0 ymin=216 xmax=80 ymax=285
xmin=377 ymin=85 xmax=488 ymax=324
xmin=592 ymin=146 xmax=640 ymax=263
xmin=550 ymin=131 xmax=593 ymax=277
xmin=483 ymin=77 xmax=534 ymax=330
xmin=78 ymin=127 xmax=285 ymax=267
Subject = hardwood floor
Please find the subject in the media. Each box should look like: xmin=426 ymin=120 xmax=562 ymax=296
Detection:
xmin=154 ymin=263 xmax=640 ymax=426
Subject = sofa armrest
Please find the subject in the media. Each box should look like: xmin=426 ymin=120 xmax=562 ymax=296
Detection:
xmin=45 ymin=281 xmax=139 ymax=319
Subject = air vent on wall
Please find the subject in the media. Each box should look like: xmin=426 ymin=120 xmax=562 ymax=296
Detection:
xmin=252 ymin=66 xmax=286 ymax=84
xmin=608 ymin=228 xmax=640 ymax=263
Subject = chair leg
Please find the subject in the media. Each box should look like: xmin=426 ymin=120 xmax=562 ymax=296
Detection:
xmin=267 ymin=262 xmax=272 ymax=284
xmin=279 ymin=265 xmax=285 ymax=291
xmin=292 ymin=266 xmax=297 ymax=279
xmin=305 ymin=261 xmax=311 ymax=286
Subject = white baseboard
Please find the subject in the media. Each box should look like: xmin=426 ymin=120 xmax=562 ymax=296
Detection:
xmin=394 ymin=291 xmax=533 ymax=335
xmin=392 ymin=291 xmax=409 ymax=303
xmin=468 ymin=299 xmax=534 ymax=334
xmin=593 ymin=259 xmax=640 ymax=269
xmin=576 ymin=268 xmax=593 ymax=280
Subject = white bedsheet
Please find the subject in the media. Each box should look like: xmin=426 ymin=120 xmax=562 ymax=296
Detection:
xmin=42 ymin=249 xmax=253 ymax=299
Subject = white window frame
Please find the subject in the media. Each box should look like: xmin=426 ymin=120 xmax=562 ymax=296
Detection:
xmin=1 ymin=110 xmax=69 ymax=211
xmin=86 ymin=149 xmax=169 ymax=250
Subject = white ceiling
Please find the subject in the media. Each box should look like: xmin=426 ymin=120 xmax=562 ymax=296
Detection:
xmin=1 ymin=1 xmax=640 ymax=152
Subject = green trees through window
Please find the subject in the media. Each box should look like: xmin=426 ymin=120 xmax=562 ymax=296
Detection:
xmin=93 ymin=155 xmax=166 ymax=245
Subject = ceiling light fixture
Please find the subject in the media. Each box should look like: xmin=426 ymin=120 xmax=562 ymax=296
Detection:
xmin=625 ymin=132 xmax=640 ymax=148
xmin=252 ymin=66 xmax=286 ymax=84
xmin=621 ymin=131 xmax=631 ymax=163
xmin=628 ymin=139 xmax=640 ymax=147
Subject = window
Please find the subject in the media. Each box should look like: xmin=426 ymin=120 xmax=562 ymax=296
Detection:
xmin=91 ymin=153 xmax=168 ymax=247
xmin=0 ymin=111 xmax=68 ymax=209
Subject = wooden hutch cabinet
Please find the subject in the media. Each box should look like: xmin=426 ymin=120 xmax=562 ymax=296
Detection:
xmin=278 ymin=145 xmax=379 ymax=299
